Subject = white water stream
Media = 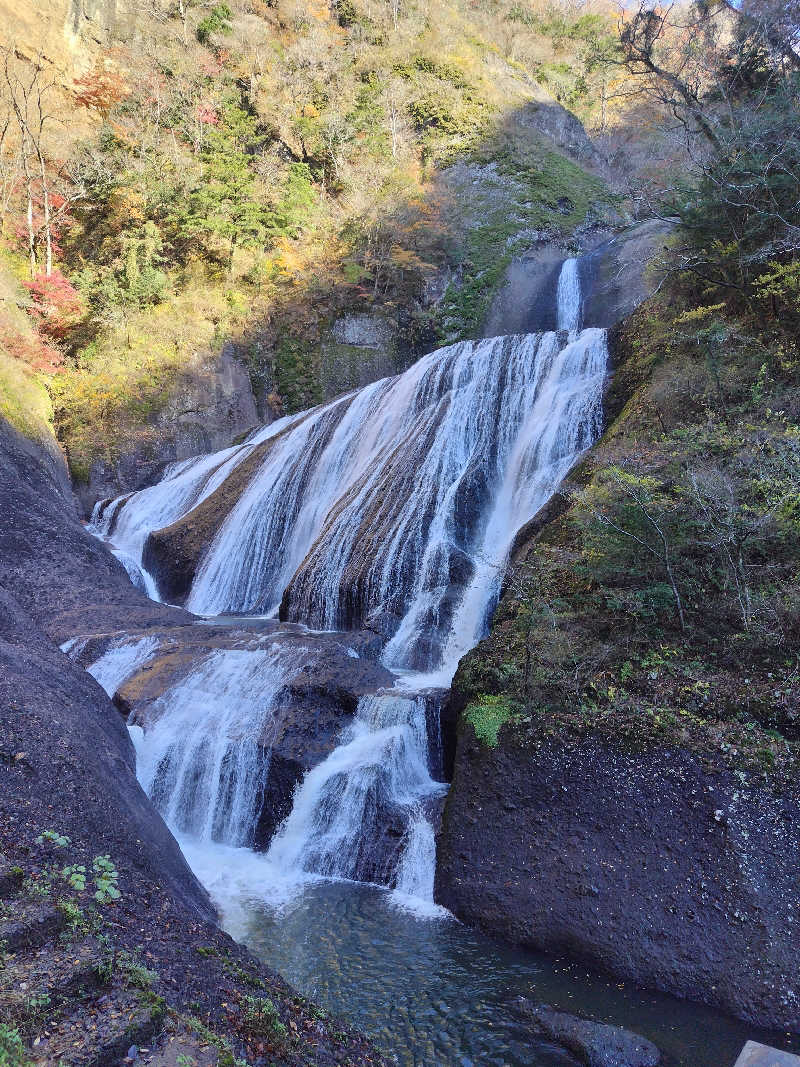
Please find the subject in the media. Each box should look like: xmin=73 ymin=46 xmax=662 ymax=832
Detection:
xmin=133 ymin=644 xmax=306 ymax=846
xmin=85 ymin=635 xmax=160 ymax=697
xmin=83 ymin=258 xmax=608 ymax=913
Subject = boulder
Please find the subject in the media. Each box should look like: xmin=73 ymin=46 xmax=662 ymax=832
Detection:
xmin=513 ymin=1001 xmax=660 ymax=1067
xmin=734 ymin=1042 xmax=800 ymax=1067
xmin=436 ymin=730 xmax=800 ymax=1032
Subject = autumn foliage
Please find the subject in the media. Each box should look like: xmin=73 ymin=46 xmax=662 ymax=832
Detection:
xmin=73 ymin=61 xmax=128 ymax=117
xmin=23 ymin=270 xmax=84 ymax=341
xmin=0 ymin=313 xmax=64 ymax=372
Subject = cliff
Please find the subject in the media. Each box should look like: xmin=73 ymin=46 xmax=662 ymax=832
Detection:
xmin=436 ymin=292 xmax=800 ymax=1031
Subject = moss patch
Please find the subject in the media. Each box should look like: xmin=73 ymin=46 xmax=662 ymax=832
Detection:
xmin=465 ymin=694 xmax=516 ymax=747
xmin=0 ymin=352 xmax=54 ymax=446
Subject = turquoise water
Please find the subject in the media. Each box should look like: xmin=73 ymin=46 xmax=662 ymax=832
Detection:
xmin=230 ymin=880 xmax=798 ymax=1067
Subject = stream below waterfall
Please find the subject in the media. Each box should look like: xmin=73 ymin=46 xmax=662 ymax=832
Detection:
xmin=74 ymin=257 xmax=799 ymax=1065
xmin=177 ymin=843 xmax=799 ymax=1067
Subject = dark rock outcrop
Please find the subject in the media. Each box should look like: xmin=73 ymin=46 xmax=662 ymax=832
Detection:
xmin=78 ymin=343 xmax=260 ymax=513
xmin=0 ymin=586 xmax=213 ymax=918
xmin=0 ymin=418 xmax=186 ymax=643
xmin=436 ymin=728 xmax=800 ymax=1032
xmin=484 ymin=220 xmax=674 ymax=338
xmin=0 ymin=414 xmax=386 ymax=1062
xmin=512 ymin=1001 xmax=661 ymax=1067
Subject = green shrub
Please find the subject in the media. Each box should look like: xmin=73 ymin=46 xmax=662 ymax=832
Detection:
xmin=465 ymin=695 xmax=514 ymax=747
xmin=0 ymin=1025 xmax=28 ymax=1067
xmin=240 ymin=995 xmax=287 ymax=1043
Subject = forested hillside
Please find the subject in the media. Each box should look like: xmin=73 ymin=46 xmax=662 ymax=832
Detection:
xmin=1 ymin=0 xmax=628 ymax=498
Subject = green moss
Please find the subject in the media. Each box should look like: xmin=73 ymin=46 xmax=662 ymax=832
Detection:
xmin=0 ymin=352 xmax=53 ymax=445
xmin=465 ymin=695 xmax=515 ymax=747
xmin=437 ymin=143 xmax=611 ymax=342
xmin=274 ymin=333 xmax=323 ymax=414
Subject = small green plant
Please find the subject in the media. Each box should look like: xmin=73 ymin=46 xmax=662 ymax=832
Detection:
xmin=23 ymin=993 xmax=50 ymax=1023
xmin=465 ymin=694 xmax=515 ymax=747
xmin=118 ymin=953 xmax=159 ymax=991
xmin=185 ymin=1016 xmax=245 ymax=1067
xmin=94 ymin=948 xmax=114 ymax=985
xmin=62 ymin=864 xmax=87 ymax=892
xmin=92 ymin=856 xmax=121 ymax=903
xmin=56 ymin=899 xmax=87 ymax=936
xmin=0 ymin=1024 xmax=29 ymax=1067
xmin=239 ymin=995 xmax=288 ymax=1043
xmin=36 ymin=831 xmax=70 ymax=848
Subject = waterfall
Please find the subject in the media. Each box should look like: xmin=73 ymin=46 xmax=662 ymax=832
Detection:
xmin=88 ymin=414 xmax=303 ymax=591
xmin=100 ymin=327 xmax=605 ymax=677
xmin=394 ymin=812 xmax=437 ymax=900
xmin=265 ymin=693 xmax=446 ymax=888
xmin=84 ymin=635 xmax=160 ymax=697
xmin=133 ymin=645 xmax=303 ymax=847
xmin=88 ymin=254 xmax=607 ymax=909
xmin=556 ymin=257 xmax=582 ymax=332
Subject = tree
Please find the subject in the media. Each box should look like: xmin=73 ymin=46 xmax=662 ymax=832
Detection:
xmin=73 ymin=59 xmax=128 ymax=118
xmin=616 ymin=1 xmax=725 ymax=150
xmin=573 ymin=465 xmax=687 ymax=632
xmin=687 ymin=442 xmax=800 ymax=632
xmin=1 ymin=49 xmax=59 ymax=276
xmin=196 ymin=3 xmax=233 ymax=46
xmin=23 ymin=269 xmax=84 ymax=341
xmin=177 ymin=99 xmax=267 ymax=269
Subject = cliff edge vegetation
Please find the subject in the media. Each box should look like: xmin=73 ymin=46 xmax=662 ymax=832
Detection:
xmin=0 ymin=0 xmax=623 ymax=499
xmin=439 ymin=0 xmax=800 ymax=1030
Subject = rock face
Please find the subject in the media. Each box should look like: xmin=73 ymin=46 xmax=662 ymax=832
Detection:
xmin=484 ymin=220 xmax=674 ymax=338
xmin=436 ymin=729 xmax=800 ymax=1032
xmin=0 ymin=414 xmax=385 ymax=1062
xmin=581 ymin=220 xmax=675 ymax=329
xmin=0 ymin=414 xmax=204 ymax=907
xmin=0 ymin=587 xmax=213 ymax=919
xmin=79 ymin=344 xmax=260 ymax=514
xmin=0 ymin=418 xmax=185 ymax=642
xmin=512 ymin=1001 xmax=661 ymax=1067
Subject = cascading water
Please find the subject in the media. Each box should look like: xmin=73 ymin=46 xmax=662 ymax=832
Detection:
xmin=89 ymin=256 xmax=608 ymax=910
xmin=84 ymin=635 xmax=160 ymax=697
xmin=88 ymin=413 xmax=303 ymax=597
xmin=132 ymin=644 xmax=304 ymax=847
xmin=265 ymin=692 xmax=446 ymax=895
xmin=556 ymin=257 xmax=582 ymax=332
xmin=70 ymin=258 xmax=778 ymax=1065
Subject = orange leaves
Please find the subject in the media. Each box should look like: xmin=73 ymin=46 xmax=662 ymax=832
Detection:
xmin=23 ymin=270 xmax=84 ymax=342
xmin=0 ymin=312 xmax=64 ymax=373
xmin=73 ymin=59 xmax=129 ymax=118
